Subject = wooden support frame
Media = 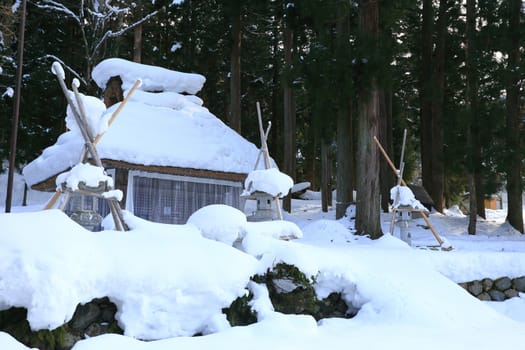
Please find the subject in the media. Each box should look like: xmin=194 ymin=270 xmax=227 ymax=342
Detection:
xmin=43 ymin=63 xmax=140 ymax=231
xmin=255 ymin=101 xmax=283 ymax=220
xmin=373 ymin=135 xmax=448 ymax=248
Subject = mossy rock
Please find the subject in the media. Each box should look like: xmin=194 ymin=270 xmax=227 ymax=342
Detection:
xmin=0 ymin=307 xmax=70 ymax=350
xmin=253 ymin=263 xmax=354 ymax=321
xmin=0 ymin=299 xmax=123 ymax=350
xmin=253 ymin=263 xmax=319 ymax=316
xmin=222 ymin=292 xmax=257 ymax=326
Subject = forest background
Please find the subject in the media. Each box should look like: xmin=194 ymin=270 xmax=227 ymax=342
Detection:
xmin=0 ymin=0 xmax=524 ymax=237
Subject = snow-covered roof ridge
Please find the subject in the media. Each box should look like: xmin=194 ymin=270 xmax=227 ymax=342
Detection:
xmin=92 ymin=58 xmax=206 ymax=95
xmin=23 ymin=61 xmax=264 ymax=189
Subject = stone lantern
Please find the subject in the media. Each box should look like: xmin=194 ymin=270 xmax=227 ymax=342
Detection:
xmin=245 ymin=190 xmax=275 ymax=222
xmin=395 ymin=206 xmax=412 ymax=246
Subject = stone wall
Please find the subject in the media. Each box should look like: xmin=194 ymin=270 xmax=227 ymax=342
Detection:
xmin=459 ymin=276 xmax=525 ymax=301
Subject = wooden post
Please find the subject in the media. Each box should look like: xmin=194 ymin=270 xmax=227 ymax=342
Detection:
xmin=5 ymin=0 xmax=27 ymax=213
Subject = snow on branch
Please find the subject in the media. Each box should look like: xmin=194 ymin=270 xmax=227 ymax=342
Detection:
xmin=90 ymin=9 xmax=160 ymax=61
xmin=35 ymin=0 xmax=81 ymax=24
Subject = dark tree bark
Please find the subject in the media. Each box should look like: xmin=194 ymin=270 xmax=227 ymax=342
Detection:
xmin=355 ymin=0 xmax=382 ymax=239
xmin=321 ymin=140 xmax=330 ymax=213
xmin=429 ymin=0 xmax=447 ymax=213
xmin=466 ymin=0 xmax=478 ymax=235
xmin=420 ymin=0 xmax=434 ymax=210
xmin=335 ymin=7 xmax=354 ymax=219
xmin=282 ymin=22 xmax=296 ymax=213
xmin=505 ymin=0 xmax=523 ymax=233
xmin=420 ymin=0 xmax=447 ymax=213
xmin=306 ymin=131 xmax=318 ymax=190
xmin=379 ymin=89 xmax=394 ymax=213
xmin=336 ymin=102 xmax=354 ymax=219
xmin=133 ymin=24 xmax=142 ymax=63
xmin=229 ymin=5 xmax=242 ymax=133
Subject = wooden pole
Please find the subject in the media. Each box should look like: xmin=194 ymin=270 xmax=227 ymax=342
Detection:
xmin=390 ymin=130 xmax=407 ymax=235
xmin=70 ymin=82 xmax=126 ymax=231
xmin=47 ymin=62 xmax=126 ymax=231
xmin=5 ymin=0 xmax=27 ymax=212
xmin=253 ymin=122 xmax=271 ymax=171
xmin=44 ymin=79 xmax=140 ymax=213
xmin=92 ymin=79 xmax=141 ymax=146
xmin=256 ymin=102 xmax=283 ymax=220
xmin=374 ymin=136 xmax=445 ymax=246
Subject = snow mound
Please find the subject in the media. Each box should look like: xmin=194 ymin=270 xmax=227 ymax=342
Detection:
xmin=300 ymin=219 xmax=355 ymax=245
xmin=0 ymin=210 xmax=258 ymax=339
xmin=444 ymin=205 xmax=466 ymax=217
xmin=187 ymin=204 xmax=247 ymax=245
xmin=246 ymin=220 xmax=303 ymax=241
xmin=92 ymin=58 xmax=206 ymax=94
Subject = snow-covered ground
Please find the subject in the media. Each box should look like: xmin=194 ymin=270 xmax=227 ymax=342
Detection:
xmin=1 ymin=177 xmax=525 ymax=350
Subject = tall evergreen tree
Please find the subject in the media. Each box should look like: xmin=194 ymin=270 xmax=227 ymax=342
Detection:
xmin=282 ymin=3 xmax=296 ymax=213
xmin=335 ymin=1 xmax=354 ymax=219
xmin=225 ymin=1 xmax=243 ymax=133
xmin=420 ymin=0 xmax=450 ymax=213
xmin=504 ymin=0 xmax=523 ymax=233
xmin=466 ymin=0 xmax=480 ymax=234
xmin=355 ymin=0 xmax=382 ymax=239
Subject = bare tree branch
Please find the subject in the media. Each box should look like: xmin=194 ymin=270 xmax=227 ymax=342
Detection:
xmin=90 ymin=9 xmax=160 ymax=62
xmin=35 ymin=0 xmax=81 ymax=25
xmin=40 ymin=54 xmax=88 ymax=86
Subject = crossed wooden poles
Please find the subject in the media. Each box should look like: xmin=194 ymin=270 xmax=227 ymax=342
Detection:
xmin=374 ymin=135 xmax=446 ymax=247
xmin=253 ymin=101 xmax=283 ymax=220
xmin=44 ymin=62 xmax=140 ymax=231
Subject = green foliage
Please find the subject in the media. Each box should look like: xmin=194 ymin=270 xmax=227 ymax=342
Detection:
xmin=222 ymin=291 xmax=257 ymax=327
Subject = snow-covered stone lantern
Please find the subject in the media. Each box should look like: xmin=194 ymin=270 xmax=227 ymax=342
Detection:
xmin=56 ymin=163 xmax=122 ymax=231
xmin=242 ymin=168 xmax=293 ymax=222
xmin=390 ymin=185 xmax=427 ymax=246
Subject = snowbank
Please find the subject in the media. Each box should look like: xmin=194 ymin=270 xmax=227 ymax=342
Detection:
xmin=1 ymin=199 xmax=525 ymax=350
xmin=0 ymin=210 xmax=258 ymax=339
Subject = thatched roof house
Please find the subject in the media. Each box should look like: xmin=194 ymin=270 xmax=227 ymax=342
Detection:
xmin=23 ymin=58 xmax=266 ymax=224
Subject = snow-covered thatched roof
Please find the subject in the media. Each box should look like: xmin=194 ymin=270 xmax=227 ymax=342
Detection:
xmin=23 ymin=58 xmax=266 ymax=189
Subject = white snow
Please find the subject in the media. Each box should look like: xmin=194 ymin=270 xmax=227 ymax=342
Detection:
xmin=187 ymin=204 xmax=247 ymax=245
xmin=55 ymin=163 xmax=114 ymax=191
xmin=244 ymin=168 xmax=294 ymax=198
xmin=2 ymin=86 xmax=14 ymax=98
xmin=64 ymin=89 xmax=108 ymax=138
xmin=91 ymin=58 xmax=205 ymax=94
xmin=390 ymin=184 xmax=426 ymax=210
xmin=1 ymin=182 xmax=525 ymax=349
xmin=0 ymin=332 xmax=31 ymax=350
